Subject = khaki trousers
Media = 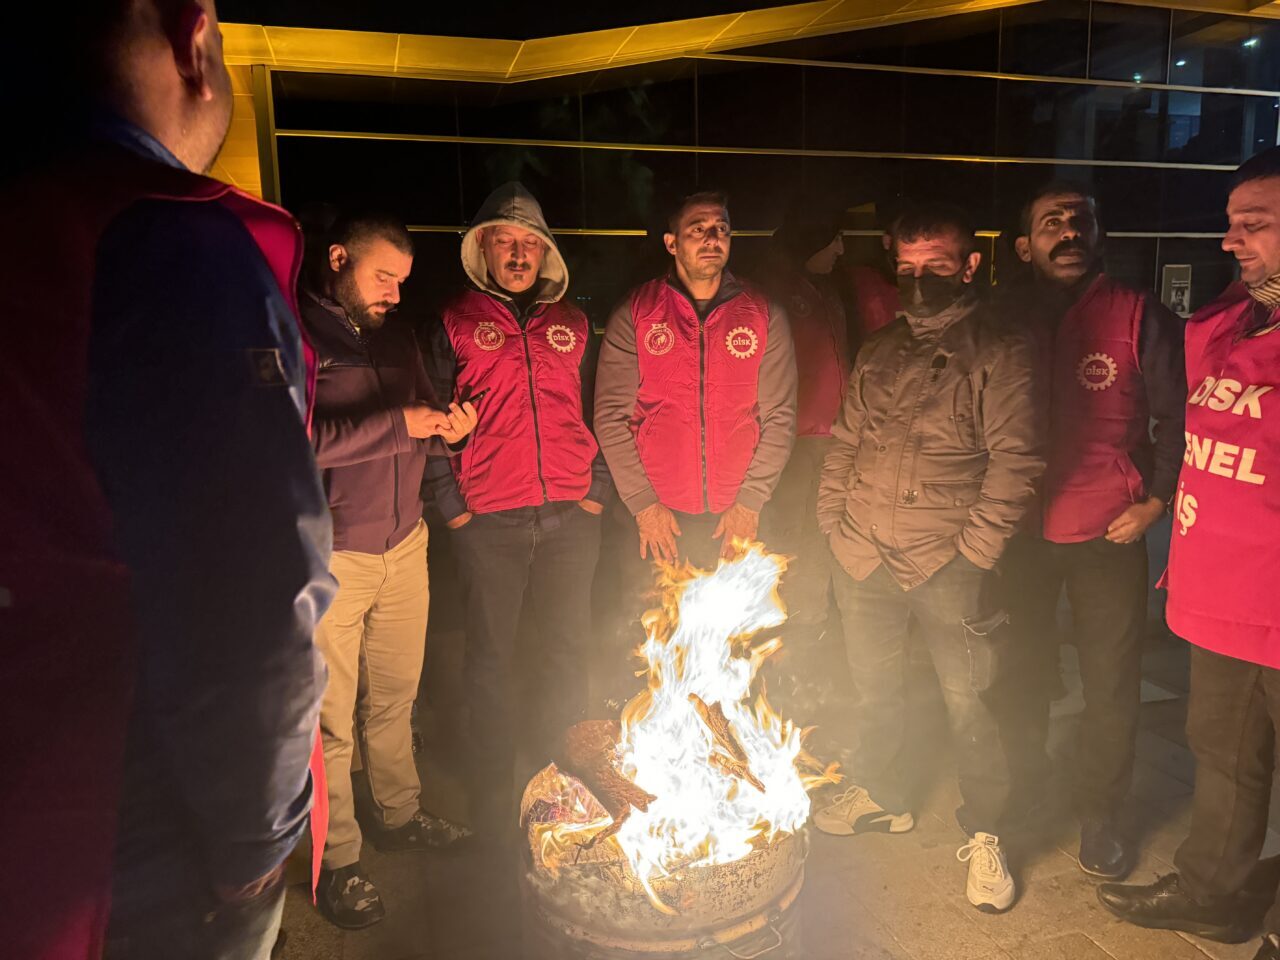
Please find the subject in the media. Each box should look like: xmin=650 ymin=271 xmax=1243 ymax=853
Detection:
xmin=315 ymin=520 xmax=429 ymax=869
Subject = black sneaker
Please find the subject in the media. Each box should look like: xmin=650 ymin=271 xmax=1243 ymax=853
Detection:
xmin=1078 ymin=819 xmax=1134 ymax=880
xmin=1097 ymin=873 xmax=1253 ymax=943
xmin=372 ymin=809 xmax=472 ymax=853
xmin=1256 ymin=934 xmax=1280 ymax=960
xmin=318 ymin=864 xmax=385 ymax=930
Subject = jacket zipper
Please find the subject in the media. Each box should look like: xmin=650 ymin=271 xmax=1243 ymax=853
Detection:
xmin=698 ymin=311 xmax=710 ymax=512
xmin=365 ymin=338 xmax=401 ymax=551
xmin=520 ymin=316 xmax=550 ymax=502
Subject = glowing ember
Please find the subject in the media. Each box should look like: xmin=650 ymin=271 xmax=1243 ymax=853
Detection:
xmin=525 ymin=543 xmax=839 ymax=915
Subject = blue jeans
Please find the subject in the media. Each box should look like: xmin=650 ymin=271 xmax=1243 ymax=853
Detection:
xmin=829 ymin=554 xmax=1013 ymax=837
xmin=104 ymin=876 xmax=285 ymax=960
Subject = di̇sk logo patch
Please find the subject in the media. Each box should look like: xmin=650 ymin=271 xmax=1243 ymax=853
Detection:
xmin=546 ymin=324 xmax=577 ymax=353
xmin=725 ymin=326 xmax=759 ymax=360
xmin=644 ymin=322 xmax=675 ymax=356
xmin=1076 ymin=352 xmax=1118 ymax=391
xmin=474 ymin=321 xmax=505 ymax=351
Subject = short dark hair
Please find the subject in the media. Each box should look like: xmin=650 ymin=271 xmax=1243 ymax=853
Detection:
xmin=330 ymin=211 xmax=414 ymax=257
xmin=1018 ymin=179 xmax=1099 ymax=236
xmin=1232 ymin=146 xmax=1280 ymax=192
xmin=666 ymin=191 xmax=730 ymax=233
xmin=891 ymin=202 xmax=976 ymax=258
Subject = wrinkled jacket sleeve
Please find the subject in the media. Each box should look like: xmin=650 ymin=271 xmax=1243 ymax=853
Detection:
xmin=594 ymin=298 xmax=659 ymax=514
xmin=422 ymin=318 xmax=470 ymax=521
xmin=956 ymin=328 xmax=1048 ymax=568
xmin=86 ymin=200 xmax=332 ymax=889
xmin=735 ymin=300 xmax=798 ymax=512
xmin=818 ymin=354 xmax=869 ymax=533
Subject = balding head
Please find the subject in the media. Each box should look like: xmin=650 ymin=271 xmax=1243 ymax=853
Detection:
xmin=80 ymin=0 xmax=233 ymax=173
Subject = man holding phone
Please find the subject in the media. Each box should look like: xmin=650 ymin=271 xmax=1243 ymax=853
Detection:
xmin=425 ymin=182 xmax=611 ymax=842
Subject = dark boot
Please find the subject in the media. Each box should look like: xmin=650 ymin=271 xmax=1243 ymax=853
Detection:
xmin=318 ymin=863 xmax=385 ymax=930
xmin=1097 ymin=873 xmax=1252 ymax=943
xmin=1255 ymin=934 xmax=1280 ymax=960
xmin=371 ymin=809 xmax=471 ymax=853
xmin=1078 ymin=819 xmax=1134 ymax=880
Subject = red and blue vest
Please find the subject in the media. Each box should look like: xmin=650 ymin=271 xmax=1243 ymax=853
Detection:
xmin=442 ymin=289 xmax=597 ymax=514
xmin=629 ymin=276 xmax=771 ymax=514
xmin=1165 ymin=284 xmax=1280 ymax=667
xmin=1041 ymin=275 xmax=1149 ymax=543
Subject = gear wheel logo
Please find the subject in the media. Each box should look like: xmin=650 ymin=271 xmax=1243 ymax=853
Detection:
xmin=1076 ymin=352 xmax=1118 ymax=391
xmin=725 ymin=326 xmax=759 ymax=360
xmin=545 ymin=324 xmax=577 ymax=354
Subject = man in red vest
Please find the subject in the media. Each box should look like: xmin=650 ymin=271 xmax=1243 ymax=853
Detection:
xmin=1098 ymin=148 xmax=1280 ymax=959
xmin=425 ymin=183 xmax=612 ymax=842
xmin=1000 ymin=181 xmax=1186 ymax=880
xmin=595 ymin=191 xmax=797 ymax=574
xmin=0 ymin=2 xmax=335 ymax=958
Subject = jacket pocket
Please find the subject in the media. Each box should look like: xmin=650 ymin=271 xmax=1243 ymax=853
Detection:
xmin=917 ymin=478 xmax=983 ymax=510
xmin=962 ymin=607 xmax=1011 ymax=694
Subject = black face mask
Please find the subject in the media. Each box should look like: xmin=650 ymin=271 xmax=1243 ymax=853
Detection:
xmin=897 ymin=271 xmax=967 ymax=318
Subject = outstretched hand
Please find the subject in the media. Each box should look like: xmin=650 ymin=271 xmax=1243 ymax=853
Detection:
xmin=636 ymin=503 xmax=681 ymax=562
xmin=713 ymin=503 xmax=759 ymax=559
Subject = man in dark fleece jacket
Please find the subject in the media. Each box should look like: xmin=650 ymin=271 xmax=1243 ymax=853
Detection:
xmin=301 ymin=213 xmax=477 ymax=930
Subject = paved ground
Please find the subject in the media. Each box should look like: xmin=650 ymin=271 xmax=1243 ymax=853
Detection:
xmin=276 ymin=522 xmax=1280 ymax=959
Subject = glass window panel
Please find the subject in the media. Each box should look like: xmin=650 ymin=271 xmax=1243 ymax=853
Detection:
xmin=1159 ymin=168 xmax=1233 ymax=232
xmin=272 ymin=72 xmax=458 ymax=136
xmin=456 ymin=144 xmax=584 ymax=228
xmin=901 ymin=75 xmax=997 ymax=156
xmin=803 ymin=68 xmax=904 ymax=153
xmin=900 ymin=11 xmax=1000 ymax=71
xmin=456 ymin=81 xmax=579 ymax=141
xmin=582 ymin=150 xmax=698 ymax=231
xmin=732 ymin=26 xmax=906 ymax=66
xmin=1093 ymin=166 xmax=1162 ymax=231
xmin=1156 ymin=238 xmax=1235 ymax=315
xmin=797 ymin=157 xmax=903 ymax=222
xmin=1090 ymin=86 xmax=1167 ymax=162
xmin=551 ymin=235 xmax=667 ymax=331
xmin=1171 ymin=12 xmax=1280 ymax=93
xmin=1099 ymin=237 xmax=1159 ymax=293
xmin=692 ymin=153 xmax=805 ymax=230
xmin=580 ymin=62 xmax=696 ymax=145
xmin=997 ymin=82 xmax=1091 ymax=160
xmin=277 ymin=137 xmax=464 ymax=226
xmin=1165 ymin=92 xmax=1279 ymax=165
xmin=1089 ymin=3 xmax=1170 ymax=84
xmin=1000 ymin=0 xmax=1089 ymax=78
xmin=696 ymin=62 xmax=805 ymax=148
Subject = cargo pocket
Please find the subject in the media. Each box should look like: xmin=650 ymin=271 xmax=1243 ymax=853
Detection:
xmin=961 ymin=607 xmax=1011 ymax=695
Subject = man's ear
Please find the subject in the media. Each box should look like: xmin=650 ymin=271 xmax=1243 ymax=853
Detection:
xmin=663 ymin=232 xmax=677 ymax=257
xmin=962 ymin=250 xmax=983 ymax=283
xmin=328 ymin=244 xmax=348 ymax=273
xmin=1014 ymin=236 xmax=1032 ymax=263
xmin=171 ymin=2 xmax=215 ymax=101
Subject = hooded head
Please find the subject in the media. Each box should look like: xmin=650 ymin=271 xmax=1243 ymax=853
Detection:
xmin=461 ymin=182 xmax=568 ymax=304
xmin=773 ymin=200 xmax=844 ymax=275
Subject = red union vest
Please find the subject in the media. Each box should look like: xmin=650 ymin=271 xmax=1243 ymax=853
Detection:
xmin=0 ymin=142 xmax=323 ymax=960
xmin=629 ymin=276 xmax=770 ymax=514
xmin=1165 ymin=284 xmax=1280 ymax=667
xmin=783 ymin=275 xmax=849 ymax=437
xmin=442 ymin=289 xmax=597 ymax=514
xmin=1041 ymin=274 xmax=1149 ymax=542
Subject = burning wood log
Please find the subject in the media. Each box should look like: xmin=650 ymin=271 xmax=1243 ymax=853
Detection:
xmin=556 ymin=719 xmax=656 ymax=848
xmin=689 ymin=694 xmax=765 ymax=793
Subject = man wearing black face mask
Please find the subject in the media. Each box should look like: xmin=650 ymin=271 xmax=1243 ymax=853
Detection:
xmin=816 ymin=203 xmax=1045 ymax=913
xmin=999 ymin=182 xmax=1185 ymax=881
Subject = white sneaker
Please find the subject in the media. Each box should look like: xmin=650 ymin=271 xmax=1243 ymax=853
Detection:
xmin=957 ymin=832 xmax=1015 ymax=913
xmin=812 ymin=785 xmax=914 ymax=837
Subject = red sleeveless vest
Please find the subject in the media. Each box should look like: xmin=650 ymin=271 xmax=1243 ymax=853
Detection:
xmin=1041 ymin=275 xmax=1149 ymax=542
xmin=629 ymin=276 xmax=770 ymax=514
xmin=442 ymin=290 xmax=598 ymax=513
xmin=1165 ymin=284 xmax=1280 ymax=667
xmin=0 ymin=143 xmax=322 ymax=959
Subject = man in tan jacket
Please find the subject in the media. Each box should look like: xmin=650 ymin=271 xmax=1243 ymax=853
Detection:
xmin=814 ymin=203 xmax=1045 ymax=914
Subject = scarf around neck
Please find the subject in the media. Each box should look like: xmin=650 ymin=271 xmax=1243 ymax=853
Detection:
xmin=1248 ymin=273 xmax=1280 ymax=310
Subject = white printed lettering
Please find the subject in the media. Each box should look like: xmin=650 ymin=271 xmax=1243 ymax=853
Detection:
xmin=1184 ymin=431 xmax=1213 ymax=469
xmin=1232 ymin=384 xmax=1274 ymax=419
xmin=1207 ymin=442 xmax=1240 ymax=477
xmin=1189 ymin=376 xmax=1216 ymax=406
xmin=1207 ymin=378 xmax=1243 ymax=412
xmin=1182 ymin=431 xmax=1267 ymax=486
xmin=1238 ymin=447 xmax=1268 ymax=485
xmin=1175 ymin=483 xmax=1198 ymax=536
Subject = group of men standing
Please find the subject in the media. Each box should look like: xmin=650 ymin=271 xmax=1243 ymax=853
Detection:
xmin=10 ymin=2 xmax=1280 ymax=959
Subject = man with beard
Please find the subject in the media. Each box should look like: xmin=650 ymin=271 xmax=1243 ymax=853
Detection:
xmin=301 ymin=213 xmax=477 ymax=929
xmin=595 ymin=191 xmax=797 ymax=571
xmin=1098 ymin=147 xmax=1280 ymax=960
xmin=1000 ymin=182 xmax=1185 ymax=879
xmin=424 ymin=182 xmax=612 ymax=843
xmin=814 ymin=203 xmax=1043 ymax=914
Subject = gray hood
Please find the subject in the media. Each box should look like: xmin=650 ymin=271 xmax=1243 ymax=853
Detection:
xmin=461 ymin=182 xmax=568 ymax=304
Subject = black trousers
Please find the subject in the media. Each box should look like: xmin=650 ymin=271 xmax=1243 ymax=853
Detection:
xmin=451 ymin=502 xmax=602 ymax=833
xmin=1001 ymin=534 xmax=1147 ymax=821
xmin=1176 ymin=646 xmax=1280 ymax=932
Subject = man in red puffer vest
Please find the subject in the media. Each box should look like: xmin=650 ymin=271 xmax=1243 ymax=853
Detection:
xmin=424 ymin=182 xmax=612 ymax=842
xmin=0 ymin=3 xmax=334 ymax=958
xmin=1000 ymin=181 xmax=1186 ymax=881
xmin=594 ymin=191 xmax=797 ymax=700
xmin=1098 ymin=147 xmax=1280 ymax=960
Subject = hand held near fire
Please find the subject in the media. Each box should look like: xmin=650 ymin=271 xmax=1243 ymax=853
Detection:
xmin=636 ymin=503 xmax=681 ymax=561
xmin=713 ymin=503 xmax=760 ymax=560
xmin=1104 ymin=496 xmax=1166 ymax=544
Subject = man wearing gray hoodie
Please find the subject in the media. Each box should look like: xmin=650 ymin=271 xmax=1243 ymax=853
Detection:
xmin=425 ymin=183 xmax=612 ymax=839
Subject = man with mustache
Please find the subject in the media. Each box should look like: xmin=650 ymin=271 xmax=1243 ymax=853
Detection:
xmin=813 ymin=203 xmax=1043 ymax=914
xmin=595 ymin=191 xmax=797 ymax=571
xmin=1097 ymin=145 xmax=1280 ymax=960
xmin=425 ymin=183 xmax=612 ymax=843
xmin=301 ymin=212 xmax=477 ymax=929
xmin=1001 ymin=181 xmax=1186 ymax=880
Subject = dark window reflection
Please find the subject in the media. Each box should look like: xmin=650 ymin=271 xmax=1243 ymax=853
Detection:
xmin=1171 ymin=13 xmax=1280 ymax=93
xmin=902 ymin=75 xmax=997 ymax=155
xmin=272 ymin=72 xmax=458 ymax=136
xmin=796 ymin=156 xmax=903 ymax=217
xmin=581 ymin=62 xmax=696 ymax=145
xmin=732 ymin=26 xmax=905 ymax=66
xmin=1000 ymin=0 xmax=1089 ymax=77
xmin=1160 ymin=168 xmax=1233 ymax=232
xmin=456 ymin=144 xmax=584 ymax=227
xmin=582 ymin=149 xmax=697 ymax=231
xmin=803 ymin=68 xmax=904 ymax=153
xmin=1089 ymin=3 xmax=1170 ymax=83
xmin=1090 ymin=87 xmax=1166 ymax=162
xmin=1093 ymin=166 xmax=1161 ymax=231
xmin=696 ymin=62 xmax=804 ymax=148
xmin=693 ymin=152 xmax=803 ymax=230
xmin=1101 ymin=238 xmax=1158 ymax=293
xmin=900 ymin=11 xmax=1000 ymax=71
xmin=456 ymin=81 xmax=579 ymax=141
xmin=997 ymin=82 xmax=1091 ymax=159
xmin=1165 ymin=92 xmax=1279 ymax=165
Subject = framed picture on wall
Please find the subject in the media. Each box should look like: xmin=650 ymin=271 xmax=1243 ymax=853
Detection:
xmin=1161 ymin=264 xmax=1193 ymax=318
